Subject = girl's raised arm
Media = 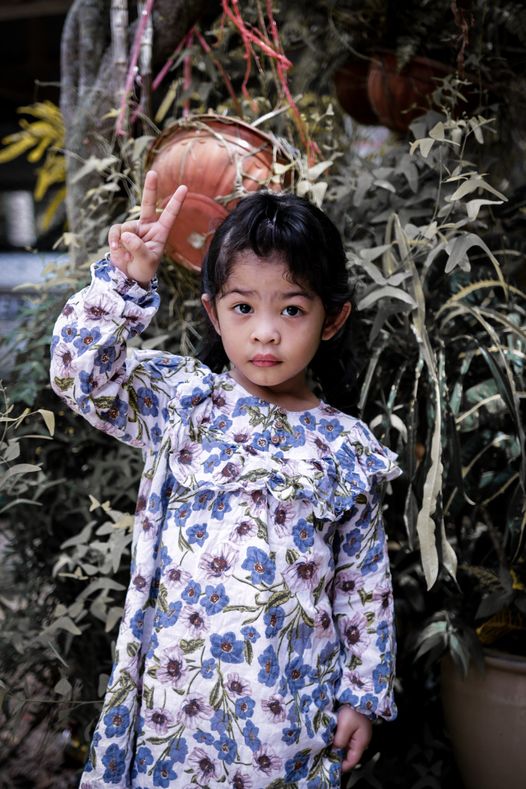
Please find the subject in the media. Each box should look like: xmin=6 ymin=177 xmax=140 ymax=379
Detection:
xmin=49 ymin=174 xmax=205 ymax=450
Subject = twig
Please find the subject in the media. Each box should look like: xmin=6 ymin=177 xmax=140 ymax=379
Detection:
xmin=116 ymin=0 xmax=155 ymax=137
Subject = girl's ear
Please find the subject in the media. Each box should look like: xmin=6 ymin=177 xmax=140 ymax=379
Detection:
xmin=321 ymin=302 xmax=352 ymax=341
xmin=201 ymin=294 xmax=221 ymax=335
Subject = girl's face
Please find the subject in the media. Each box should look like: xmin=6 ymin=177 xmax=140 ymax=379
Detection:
xmin=202 ymin=250 xmax=350 ymax=406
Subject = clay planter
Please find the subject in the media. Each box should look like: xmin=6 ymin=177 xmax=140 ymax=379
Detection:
xmin=367 ymin=52 xmax=451 ymax=132
xmin=145 ymin=115 xmax=289 ymax=272
xmin=333 ymin=58 xmax=379 ymax=126
xmin=441 ymin=650 xmax=526 ymax=789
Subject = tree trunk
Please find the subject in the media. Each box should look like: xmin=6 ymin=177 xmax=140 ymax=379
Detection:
xmin=60 ymin=0 xmax=219 ymax=261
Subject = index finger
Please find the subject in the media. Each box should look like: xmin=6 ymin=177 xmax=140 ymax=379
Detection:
xmin=155 ymin=184 xmax=188 ymax=244
xmin=139 ymin=170 xmax=160 ymax=224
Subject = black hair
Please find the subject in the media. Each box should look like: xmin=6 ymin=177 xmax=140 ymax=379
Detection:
xmin=198 ymin=191 xmax=361 ymax=412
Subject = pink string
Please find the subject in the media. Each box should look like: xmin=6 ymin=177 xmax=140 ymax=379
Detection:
xmin=116 ymin=0 xmax=156 ymax=137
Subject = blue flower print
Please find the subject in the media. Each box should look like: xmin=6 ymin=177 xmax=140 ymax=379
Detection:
xmin=101 ymin=743 xmax=126 ymax=783
xmin=137 ymin=386 xmax=159 ymax=417
xmin=194 ymin=730 xmax=214 ymax=745
xmin=200 ymin=584 xmax=229 ymax=615
xmin=282 ymin=727 xmax=301 ymax=746
xmin=307 ymin=778 xmax=323 ymax=789
xmin=187 ymin=522 xmax=208 ymax=546
xmin=291 ymin=622 xmax=313 ymax=656
xmin=169 ymin=737 xmax=188 ymax=763
xmin=299 ymin=694 xmax=311 ymax=714
xmin=210 ymin=632 xmax=244 ymax=663
xmin=287 ymin=425 xmax=306 ymax=448
xmin=361 ymin=693 xmax=379 ymax=715
xmin=203 ymin=455 xmax=221 ymax=473
xmin=362 ymin=543 xmax=383 ymax=574
xmin=182 ymin=580 xmax=201 ymax=604
xmin=180 ymin=386 xmax=209 ymax=410
xmin=94 ymin=343 xmax=117 ymax=374
xmin=285 ymin=657 xmax=309 ymax=693
xmin=214 ymin=735 xmax=237 ymax=764
xmin=103 ymin=705 xmax=130 ymax=737
xmin=61 ymin=323 xmax=77 ymax=342
xmin=78 ymin=370 xmax=95 ymax=394
xmin=373 ymin=656 xmax=393 ymax=693
xmin=201 ymin=658 xmax=216 ymax=679
xmin=241 ymin=625 xmax=260 ymax=643
xmin=232 ymin=396 xmax=261 ymax=417
xmin=153 ymin=758 xmax=177 ymax=787
xmin=376 ymin=620 xmax=390 ymax=651
xmin=285 ymin=750 xmax=310 ymax=782
xmin=365 ymin=452 xmax=387 ymax=475
xmin=146 ymin=631 xmax=159 ymax=659
xmin=94 ymin=260 xmax=112 ymax=281
xmin=319 ymin=417 xmax=343 ymax=442
xmin=242 ymin=547 xmax=276 ymax=585
xmin=235 ymin=696 xmax=255 ymax=719
xmin=300 ymin=412 xmax=317 ymax=430
xmin=102 ymin=396 xmax=128 ymax=429
xmin=211 ymin=709 xmax=228 ymax=734
xmin=73 ymin=326 xmax=102 ymax=355
xmin=264 ymin=606 xmax=285 ymax=637
xmin=341 ymin=528 xmax=362 ymax=558
xmin=151 ymin=425 xmax=162 ymax=445
xmin=160 ymin=474 xmax=176 ymax=506
xmin=154 ymin=601 xmax=182 ymax=629
xmin=130 ymin=609 xmax=144 ymax=639
xmin=132 ymin=746 xmax=154 ymax=776
xmin=211 ymin=492 xmax=233 ymax=520
xmin=174 ymin=502 xmax=192 ymax=526
xmin=257 ymin=645 xmax=279 ymax=686
xmin=77 ymin=395 xmax=91 ymax=414
xmin=313 ymin=684 xmax=330 ymax=710
xmin=251 ymin=431 xmax=272 ymax=451
xmin=211 ymin=414 xmax=232 ymax=432
xmin=192 ymin=490 xmax=214 ymax=511
xmin=292 ymin=519 xmax=314 ymax=551
xmin=242 ymin=720 xmax=261 ymax=752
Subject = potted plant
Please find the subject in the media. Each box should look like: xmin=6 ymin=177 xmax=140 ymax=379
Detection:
xmin=327 ymin=105 xmax=526 ymax=786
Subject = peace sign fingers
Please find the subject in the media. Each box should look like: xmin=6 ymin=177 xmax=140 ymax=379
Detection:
xmin=150 ymin=182 xmax=188 ymax=250
xmin=139 ymin=169 xmax=162 ymax=226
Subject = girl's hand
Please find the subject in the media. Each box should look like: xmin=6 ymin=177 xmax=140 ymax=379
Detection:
xmin=333 ymin=705 xmax=373 ymax=772
xmin=108 ymin=170 xmax=187 ymax=287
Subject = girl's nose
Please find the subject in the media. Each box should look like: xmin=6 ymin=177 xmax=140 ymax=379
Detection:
xmin=251 ymin=318 xmax=280 ymax=344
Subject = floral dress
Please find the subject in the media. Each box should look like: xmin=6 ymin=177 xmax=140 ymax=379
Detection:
xmin=50 ymin=260 xmax=401 ymax=789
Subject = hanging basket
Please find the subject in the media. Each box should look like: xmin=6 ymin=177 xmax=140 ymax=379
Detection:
xmin=145 ymin=114 xmax=292 ymax=272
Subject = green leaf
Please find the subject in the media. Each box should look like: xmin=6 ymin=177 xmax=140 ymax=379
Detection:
xmin=180 ymin=638 xmax=205 ymax=655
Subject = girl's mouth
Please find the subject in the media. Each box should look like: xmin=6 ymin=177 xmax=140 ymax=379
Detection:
xmin=251 ymin=355 xmax=280 ymax=367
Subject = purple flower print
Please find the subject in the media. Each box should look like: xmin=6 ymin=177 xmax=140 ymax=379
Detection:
xmin=176 ymin=693 xmax=213 ymax=728
xmin=157 ymin=645 xmax=187 ymax=688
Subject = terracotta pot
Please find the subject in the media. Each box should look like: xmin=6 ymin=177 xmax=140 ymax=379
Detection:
xmin=367 ymin=52 xmax=451 ymax=132
xmin=441 ymin=650 xmax=526 ymax=789
xmin=333 ymin=58 xmax=379 ymax=126
xmin=145 ymin=115 xmax=290 ymax=272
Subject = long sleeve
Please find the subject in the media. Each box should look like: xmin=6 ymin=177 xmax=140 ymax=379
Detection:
xmin=49 ymin=258 xmax=206 ymax=450
xmin=332 ymin=482 xmax=397 ymax=721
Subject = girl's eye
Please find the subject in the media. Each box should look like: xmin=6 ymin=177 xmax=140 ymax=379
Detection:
xmin=282 ymin=305 xmax=303 ymax=317
xmin=233 ymin=303 xmax=252 ymax=314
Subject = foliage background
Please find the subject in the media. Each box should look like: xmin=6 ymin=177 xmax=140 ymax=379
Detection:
xmin=1 ymin=1 xmax=526 ymax=787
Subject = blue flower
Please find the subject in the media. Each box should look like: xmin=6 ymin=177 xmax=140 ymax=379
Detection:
xmin=169 ymin=737 xmax=188 ymax=764
xmin=299 ymin=694 xmax=311 ymax=713
xmin=203 ymin=454 xmax=221 ymax=473
xmin=94 ymin=344 xmax=117 ymax=374
xmin=362 ymin=543 xmax=383 ymax=574
xmin=200 ymin=584 xmax=229 ymax=615
xmin=94 ymin=260 xmax=112 ymax=281
xmin=210 ymin=632 xmax=244 ymax=663
xmin=73 ymin=326 xmax=102 ymax=355
xmin=285 ymin=750 xmax=310 ymax=781
xmin=376 ymin=620 xmax=390 ymax=651
xmin=160 ymin=474 xmax=176 ymax=505
xmin=251 ymin=431 xmax=272 ymax=451
xmin=192 ymin=490 xmax=214 ymax=511
xmin=213 ymin=735 xmax=237 ymax=764
xmin=211 ymin=492 xmax=233 ymax=520
xmin=287 ymin=425 xmax=306 ymax=448
xmin=285 ymin=657 xmax=309 ymax=693
xmin=313 ymin=684 xmax=330 ymax=709
xmin=257 ymin=645 xmax=279 ymax=686
xmin=77 ymin=396 xmax=91 ymax=414
xmin=242 ymin=547 xmax=275 ymax=585
xmin=361 ymin=693 xmax=379 ymax=715
xmin=307 ymin=778 xmax=323 ymax=789
xmin=187 ymin=522 xmax=208 ymax=546
xmin=103 ymin=704 xmax=130 ymax=737
xmin=373 ymin=656 xmax=392 ymax=692
xmin=264 ymin=606 xmax=285 ymax=637
xmin=136 ymin=386 xmax=159 ymax=416
xmin=132 ymin=746 xmax=154 ymax=776
xmin=291 ymin=622 xmax=313 ymax=656
xmin=281 ymin=726 xmax=301 ymax=745
xmin=101 ymin=743 xmax=126 ymax=783
xmin=154 ymin=601 xmax=182 ymax=629
xmin=242 ymin=720 xmax=261 ymax=752
xmin=102 ymin=396 xmax=128 ymax=429
xmin=319 ymin=417 xmax=343 ymax=442
xmin=146 ymin=631 xmax=159 ymax=659
xmin=232 ymin=396 xmax=261 ymax=417
xmin=151 ymin=425 xmax=162 ymax=445
xmin=293 ymin=519 xmax=314 ymax=550
xmin=241 ymin=625 xmax=260 ymax=643
xmin=182 ymin=580 xmax=201 ymax=604
xmin=180 ymin=386 xmax=209 ymax=409
xmin=194 ymin=730 xmax=214 ymax=744
xmin=130 ymin=609 xmax=144 ymax=639
xmin=79 ymin=370 xmax=94 ymax=393
xmin=235 ymin=696 xmax=255 ymax=719
xmin=174 ymin=502 xmax=192 ymax=526
xmin=341 ymin=528 xmax=362 ymax=557
xmin=300 ymin=412 xmax=317 ymax=430
xmin=210 ymin=709 xmax=228 ymax=734
xmin=61 ymin=323 xmax=77 ymax=342
xmin=153 ymin=758 xmax=177 ymax=787
xmin=211 ymin=414 xmax=232 ymax=432
xmin=201 ymin=658 xmax=216 ymax=679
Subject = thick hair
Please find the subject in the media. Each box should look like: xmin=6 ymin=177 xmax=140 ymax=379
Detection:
xmin=198 ymin=191 xmax=361 ymax=411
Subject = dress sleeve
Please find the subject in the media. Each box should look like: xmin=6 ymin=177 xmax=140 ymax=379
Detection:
xmin=331 ymin=433 xmax=400 ymax=721
xmin=49 ymin=258 xmax=207 ymax=449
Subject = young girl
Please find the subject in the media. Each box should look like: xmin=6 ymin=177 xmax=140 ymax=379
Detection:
xmin=50 ymin=172 xmax=400 ymax=788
